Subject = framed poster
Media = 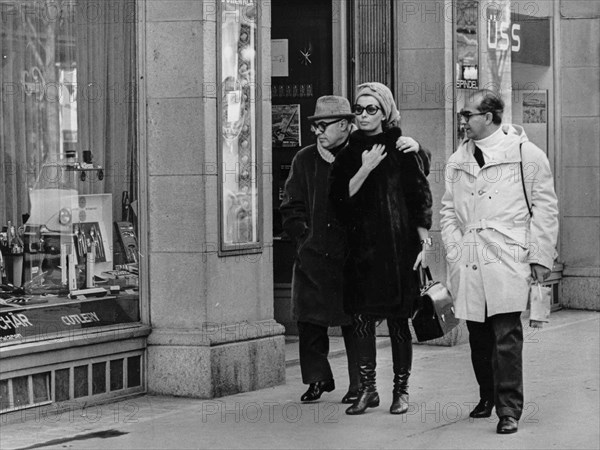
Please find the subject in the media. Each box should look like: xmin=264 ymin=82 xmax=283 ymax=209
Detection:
xmin=513 ymin=90 xmax=548 ymax=153
xmin=272 ymin=104 xmax=301 ymax=147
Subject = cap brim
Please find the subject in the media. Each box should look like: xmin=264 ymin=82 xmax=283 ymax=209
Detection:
xmin=307 ymin=113 xmax=355 ymax=122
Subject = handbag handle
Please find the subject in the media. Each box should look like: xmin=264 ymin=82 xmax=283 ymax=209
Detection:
xmin=418 ymin=264 xmax=433 ymax=288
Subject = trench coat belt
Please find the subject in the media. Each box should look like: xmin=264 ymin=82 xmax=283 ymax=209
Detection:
xmin=462 ymin=219 xmax=528 ymax=234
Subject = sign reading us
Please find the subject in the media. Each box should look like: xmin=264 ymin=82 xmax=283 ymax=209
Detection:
xmin=486 ymin=10 xmax=551 ymax=67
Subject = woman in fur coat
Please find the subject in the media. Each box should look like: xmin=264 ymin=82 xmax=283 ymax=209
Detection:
xmin=329 ymin=82 xmax=433 ymax=415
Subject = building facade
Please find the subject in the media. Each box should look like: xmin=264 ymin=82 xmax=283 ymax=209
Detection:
xmin=1 ymin=0 xmax=598 ymax=413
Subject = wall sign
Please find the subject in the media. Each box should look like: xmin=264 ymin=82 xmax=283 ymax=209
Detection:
xmin=486 ymin=10 xmax=550 ymax=67
xmin=510 ymin=13 xmax=551 ymax=66
xmin=0 ymin=295 xmax=139 ymax=343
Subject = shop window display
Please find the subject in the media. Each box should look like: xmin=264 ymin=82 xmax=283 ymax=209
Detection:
xmin=0 ymin=0 xmax=139 ymax=345
xmin=219 ymin=1 xmax=260 ymax=251
xmin=454 ymin=0 xmax=554 ymax=153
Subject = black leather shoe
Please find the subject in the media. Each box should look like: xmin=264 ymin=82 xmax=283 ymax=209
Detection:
xmin=497 ymin=416 xmax=518 ymax=434
xmin=341 ymin=390 xmax=359 ymax=404
xmin=469 ymin=399 xmax=494 ymax=418
xmin=300 ymin=380 xmax=335 ymax=402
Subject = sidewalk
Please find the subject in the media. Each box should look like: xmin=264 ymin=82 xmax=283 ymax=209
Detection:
xmin=1 ymin=310 xmax=599 ymax=450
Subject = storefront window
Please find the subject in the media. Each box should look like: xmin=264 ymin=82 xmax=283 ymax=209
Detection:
xmin=454 ymin=0 xmax=554 ymax=153
xmin=218 ymin=0 xmax=260 ymax=252
xmin=0 ymin=0 xmax=139 ymax=345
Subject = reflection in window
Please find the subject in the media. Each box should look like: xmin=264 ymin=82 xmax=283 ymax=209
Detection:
xmin=220 ymin=1 xmax=259 ymax=248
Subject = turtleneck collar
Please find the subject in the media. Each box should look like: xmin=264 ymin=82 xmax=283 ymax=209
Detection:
xmin=474 ymin=126 xmax=505 ymax=161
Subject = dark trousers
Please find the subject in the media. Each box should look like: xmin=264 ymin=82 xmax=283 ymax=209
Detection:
xmin=466 ymin=312 xmax=524 ymax=420
xmin=298 ymin=321 xmax=359 ymax=391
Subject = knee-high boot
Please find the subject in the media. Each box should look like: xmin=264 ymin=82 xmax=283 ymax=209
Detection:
xmin=345 ymin=336 xmax=380 ymax=415
xmin=342 ymin=327 xmax=360 ymax=403
xmin=390 ymin=339 xmax=412 ymax=414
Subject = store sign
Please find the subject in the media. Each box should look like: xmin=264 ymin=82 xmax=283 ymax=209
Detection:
xmin=0 ymin=295 xmax=139 ymax=342
xmin=486 ymin=9 xmax=520 ymax=51
xmin=486 ymin=9 xmax=551 ymax=66
xmin=511 ymin=13 xmax=551 ymax=66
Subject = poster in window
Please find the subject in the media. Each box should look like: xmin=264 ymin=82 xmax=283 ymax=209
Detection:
xmin=455 ymin=0 xmax=479 ymax=90
xmin=513 ymin=90 xmax=548 ymax=153
xmin=522 ymin=92 xmax=547 ymax=124
xmin=272 ymin=104 xmax=301 ymax=147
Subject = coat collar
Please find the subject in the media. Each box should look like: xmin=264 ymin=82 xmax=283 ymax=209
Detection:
xmin=453 ymin=125 xmax=528 ymax=176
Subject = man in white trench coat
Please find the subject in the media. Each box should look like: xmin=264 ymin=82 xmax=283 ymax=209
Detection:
xmin=440 ymin=89 xmax=559 ymax=435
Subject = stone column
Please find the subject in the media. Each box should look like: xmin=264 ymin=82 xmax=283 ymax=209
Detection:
xmin=144 ymin=0 xmax=285 ymax=398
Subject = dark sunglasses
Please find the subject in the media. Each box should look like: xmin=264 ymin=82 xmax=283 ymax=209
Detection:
xmin=310 ymin=118 xmax=344 ymax=134
xmin=352 ymin=104 xmax=380 ymax=115
xmin=458 ymin=110 xmax=488 ymax=122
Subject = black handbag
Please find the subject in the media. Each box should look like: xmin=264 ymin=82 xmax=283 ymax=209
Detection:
xmin=411 ymin=266 xmax=459 ymax=342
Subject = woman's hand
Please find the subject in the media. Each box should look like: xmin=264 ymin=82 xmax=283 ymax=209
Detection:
xmin=413 ymin=249 xmax=430 ymax=270
xmin=361 ymin=143 xmax=387 ymax=173
xmin=414 ymin=229 xmax=431 ymax=270
xmin=350 ymin=144 xmax=386 ymax=197
xmin=396 ymin=136 xmax=419 ymax=153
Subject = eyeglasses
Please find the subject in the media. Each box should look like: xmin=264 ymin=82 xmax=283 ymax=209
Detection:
xmin=458 ymin=111 xmax=488 ymax=122
xmin=310 ymin=118 xmax=344 ymax=134
xmin=352 ymin=104 xmax=381 ymax=115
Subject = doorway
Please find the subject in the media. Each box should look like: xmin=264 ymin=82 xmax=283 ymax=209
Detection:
xmin=271 ymin=0 xmax=333 ymax=334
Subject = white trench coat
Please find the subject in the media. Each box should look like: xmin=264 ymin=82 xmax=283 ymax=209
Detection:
xmin=440 ymin=125 xmax=559 ymax=323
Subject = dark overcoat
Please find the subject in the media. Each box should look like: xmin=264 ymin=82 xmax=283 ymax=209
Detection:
xmin=280 ymin=143 xmax=351 ymax=327
xmin=329 ymin=127 xmax=433 ymax=318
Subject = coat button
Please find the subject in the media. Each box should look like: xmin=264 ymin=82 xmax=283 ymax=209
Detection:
xmin=472 ymin=264 xmax=478 ymax=270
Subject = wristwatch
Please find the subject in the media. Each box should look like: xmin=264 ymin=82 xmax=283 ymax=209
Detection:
xmin=420 ymin=237 xmax=433 ymax=246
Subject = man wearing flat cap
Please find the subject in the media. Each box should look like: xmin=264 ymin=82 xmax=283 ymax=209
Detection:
xmin=280 ymin=95 xmax=430 ymax=403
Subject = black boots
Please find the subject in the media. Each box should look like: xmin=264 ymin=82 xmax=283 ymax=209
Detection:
xmin=345 ymin=336 xmax=379 ymax=415
xmin=390 ymin=340 xmax=412 ymax=414
xmin=344 ymin=333 xmax=413 ymax=415
xmin=342 ymin=326 xmax=361 ymax=405
xmin=341 ymin=390 xmax=359 ymax=404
